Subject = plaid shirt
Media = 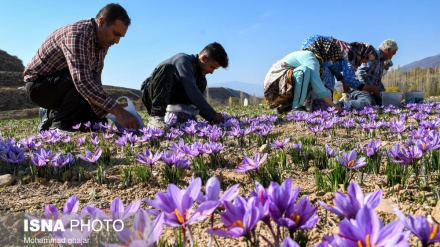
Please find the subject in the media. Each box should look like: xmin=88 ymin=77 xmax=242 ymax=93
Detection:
xmin=355 ymin=49 xmax=385 ymax=90
xmin=24 ymin=18 xmax=117 ymax=117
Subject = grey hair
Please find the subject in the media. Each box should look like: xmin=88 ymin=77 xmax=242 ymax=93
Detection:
xmin=379 ymin=39 xmax=398 ymax=52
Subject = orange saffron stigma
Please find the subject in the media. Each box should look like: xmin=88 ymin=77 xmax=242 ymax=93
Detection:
xmin=175 ymin=208 xmax=184 ymax=224
xmin=357 ymin=234 xmax=374 ymax=247
xmin=294 ymin=215 xmax=300 ymax=224
xmin=232 ymin=220 xmax=244 ymax=229
xmin=430 ymin=223 xmax=439 ymax=240
xmin=348 ymin=160 xmax=355 ymax=167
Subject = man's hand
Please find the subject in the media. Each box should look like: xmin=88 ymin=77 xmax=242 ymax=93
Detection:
xmin=211 ymin=113 xmax=224 ymax=124
xmin=363 ymin=85 xmax=380 ymax=96
xmin=110 ymin=105 xmax=140 ymax=129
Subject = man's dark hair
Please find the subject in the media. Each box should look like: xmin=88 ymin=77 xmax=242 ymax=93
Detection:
xmin=96 ymin=3 xmax=131 ymax=27
xmin=201 ymin=42 xmax=229 ymax=68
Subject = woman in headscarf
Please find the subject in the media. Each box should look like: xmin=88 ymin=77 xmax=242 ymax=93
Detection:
xmin=300 ymin=35 xmax=379 ymax=111
xmin=264 ymin=50 xmax=342 ymax=114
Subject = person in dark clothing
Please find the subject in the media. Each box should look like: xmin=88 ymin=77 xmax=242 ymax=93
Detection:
xmin=141 ymin=42 xmax=228 ymax=129
xmin=24 ymin=3 xmax=140 ymax=134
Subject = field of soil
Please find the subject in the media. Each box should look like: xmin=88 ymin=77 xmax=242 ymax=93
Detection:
xmin=1 ymin=106 xmax=440 ymax=246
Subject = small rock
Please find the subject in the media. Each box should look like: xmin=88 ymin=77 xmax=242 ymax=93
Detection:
xmin=62 ymin=170 xmax=73 ymax=182
xmin=84 ymin=172 xmax=92 ymax=180
xmin=393 ymin=184 xmax=403 ymax=192
xmin=118 ymin=183 xmax=126 ymax=190
xmin=406 ymin=177 xmax=416 ymax=184
xmin=377 ymin=179 xmax=387 ymax=187
xmin=376 ymin=198 xmax=395 ymax=214
xmin=307 ymin=166 xmax=316 ymax=174
xmin=0 ymin=174 xmax=14 ymax=188
xmin=259 ymin=144 xmax=269 ymax=153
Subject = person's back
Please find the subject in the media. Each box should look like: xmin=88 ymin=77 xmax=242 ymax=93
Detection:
xmin=141 ymin=42 xmax=229 ymax=129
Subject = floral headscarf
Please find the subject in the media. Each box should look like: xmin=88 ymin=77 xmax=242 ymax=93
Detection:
xmin=302 ymin=36 xmax=344 ymax=62
xmin=336 ymin=40 xmax=378 ymax=68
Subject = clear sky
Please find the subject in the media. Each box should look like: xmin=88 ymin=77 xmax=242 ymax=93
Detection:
xmin=1 ymin=0 xmax=439 ymax=91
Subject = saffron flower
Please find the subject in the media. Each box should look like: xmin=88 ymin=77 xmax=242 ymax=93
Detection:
xmin=207 ymin=196 xmax=261 ymax=238
xmin=270 ymin=137 xmax=290 ymax=149
xmin=360 ymin=139 xmax=381 ymax=157
xmin=1 ymin=145 xmax=25 ymax=164
xmin=235 ymin=153 xmax=268 ymax=172
xmin=79 ymin=148 xmax=102 ymax=163
xmin=137 ymin=149 xmax=162 ymax=167
xmin=318 ymin=181 xmax=382 ymax=219
xmin=196 ymin=176 xmax=240 ymax=205
xmin=334 ymin=207 xmax=409 ymax=246
xmin=103 ymin=211 xmax=164 ymax=247
xmin=394 ymin=208 xmax=440 ymax=247
xmin=145 ymin=177 xmax=219 ymax=228
xmin=336 ymin=150 xmax=366 ymax=169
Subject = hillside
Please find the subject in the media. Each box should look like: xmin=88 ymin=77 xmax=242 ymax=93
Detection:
xmin=400 ymin=53 xmax=440 ymax=72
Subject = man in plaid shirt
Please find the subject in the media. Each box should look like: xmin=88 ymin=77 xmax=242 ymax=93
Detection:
xmin=24 ymin=3 xmax=140 ymax=133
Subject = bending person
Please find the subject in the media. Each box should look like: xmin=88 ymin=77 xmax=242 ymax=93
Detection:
xmin=24 ymin=3 xmax=140 ymax=133
xmin=264 ymin=50 xmax=342 ymax=113
xmin=301 ymin=35 xmax=379 ymax=111
xmin=141 ymin=42 xmax=228 ymax=130
xmin=341 ymin=39 xmax=398 ymax=109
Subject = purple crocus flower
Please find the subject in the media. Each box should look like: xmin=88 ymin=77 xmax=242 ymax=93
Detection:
xmin=18 ymin=137 xmax=41 ymax=151
xmin=394 ymin=208 xmax=440 ymax=247
xmin=137 ymin=149 xmax=162 ymax=170
xmin=207 ymin=196 xmax=261 ymax=238
xmin=336 ymin=150 xmax=366 ymax=169
xmin=399 ymin=145 xmax=423 ymax=165
xmin=308 ymin=124 xmax=324 ymax=134
xmin=84 ymin=121 xmax=91 ymax=129
xmin=78 ymin=148 xmax=102 ymax=163
xmin=325 ymin=144 xmax=336 ymax=158
xmin=161 ymin=151 xmax=190 ymax=169
xmin=235 ymin=153 xmax=268 ymax=172
xmin=268 ymin=179 xmax=319 ymax=230
xmin=318 ymin=181 xmax=382 ymax=219
xmin=89 ymin=135 xmax=100 ymax=146
xmin=334 ymin=207 xmax=409 ymax=246
xmin=115 ymin=135 xmax=128 ymax=147
xmin=210 ymin=142 xmax=224 ymax=154
xmin=390 ymin=118 xmax=407 ymax=134
xmin=109 ymin=198 xmax=142 ymax=222
xmin=270 ymin=138 xmax=290 ymax=149
xmin=144 ymin=177 xmax=220 ymax=228
xmin=196 ymin=176 xmax=240 ymax=205
xmin=77 ymin=136 xmax=86 ymax=146
xmin=27 ymin=195 xmax=93 ymax=242
xmin=103 ymin=211 xmax=164 ymax=247
xmin=360 ymin=139 xmax=381 ymax=157
xmin=52 ymin=153 xmax=75 ymax=169
xmin=291 ymin=141 xmax=302 ymax=151
xmin=281 ymin=237 xmax=300 ymax=247
xmin=31 ymin=148 xmax=59 ymax=167
xmin=1 ymin=145 xmax=25 ymax=164
xmin=72 ymin=123 xmax=81 ymax=130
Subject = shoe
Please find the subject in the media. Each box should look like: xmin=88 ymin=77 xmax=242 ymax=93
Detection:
xmin=148 ymin=116 xmax=170 ymax=130
xmin=38 ymin=108 xmax=53 ymax=132
xmin=290 ymin=106 xmax=309 ymax=113
xmin=55 ymin=128 xmax=77 ymax=136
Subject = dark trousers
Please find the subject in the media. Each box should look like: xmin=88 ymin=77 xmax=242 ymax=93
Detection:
xmin=141 ymin=64 xmax=179 ymax=117
xmin=25 ymin=70 xmax=106 ymax=130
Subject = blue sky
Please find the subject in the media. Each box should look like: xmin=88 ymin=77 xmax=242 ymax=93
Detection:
xmin=1 ymin=0 xmax=439 ymax=92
